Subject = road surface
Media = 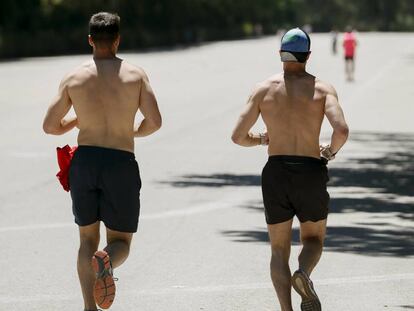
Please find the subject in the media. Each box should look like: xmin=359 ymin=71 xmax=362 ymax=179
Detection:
xmin=0 ymin=32 xmax=413 ymax=310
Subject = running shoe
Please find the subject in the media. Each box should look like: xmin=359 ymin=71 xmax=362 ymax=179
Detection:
xmin=92 ymin=250 xmax=116 ymax=309
xmin=292 ymin=269 xmax=321 ymax=311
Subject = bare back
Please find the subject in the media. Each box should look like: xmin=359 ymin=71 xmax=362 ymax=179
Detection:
xmin=260 ymin=73 xmax=328 ymax=158
xmin=67 ymin=58 xmax=144 ymax=152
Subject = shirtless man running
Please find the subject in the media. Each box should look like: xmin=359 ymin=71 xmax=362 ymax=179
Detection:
xmin=43 ymin=12 xmax=161 ymax=310
xmin=232 ymin=28 xmax=349 ymax=311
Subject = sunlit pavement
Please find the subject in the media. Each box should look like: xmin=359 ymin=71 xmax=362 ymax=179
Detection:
xmin=0 ymin=33 xmax=413 ymax=310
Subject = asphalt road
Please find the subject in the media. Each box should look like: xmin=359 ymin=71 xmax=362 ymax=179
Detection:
xmin=0 ymin=32 xmax=413 ymax=311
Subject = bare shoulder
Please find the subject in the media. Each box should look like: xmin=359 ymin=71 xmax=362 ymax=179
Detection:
xmin=120 ymin=61 xmax=149 ymax=81
xmin=61 ymin=61 xmax=95 ymax=87
xmin=252 ymin=74 xmax=283 ymax=98
xmin=266 ymin=73 xmax=284 ymax=86
xmin=315 ymin=78 xmax=338 ymax=97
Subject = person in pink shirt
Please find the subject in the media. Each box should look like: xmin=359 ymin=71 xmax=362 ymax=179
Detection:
xmin=343 ymin=26 xmax=357 ymax=81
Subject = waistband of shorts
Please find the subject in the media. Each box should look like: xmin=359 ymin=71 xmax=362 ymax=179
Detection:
xmin=75 ymin=145 xmax=135 ymax=160
xmin=268 ymin=155 xmax=327 ymax=165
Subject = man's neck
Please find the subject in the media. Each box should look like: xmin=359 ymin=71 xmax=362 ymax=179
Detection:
xmin=93 ymin=48 xmax=116 ymax=60
xmin=283 ymin=62 xmax=307 ymax=77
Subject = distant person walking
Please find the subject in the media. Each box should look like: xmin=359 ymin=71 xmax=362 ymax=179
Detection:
xmin=343 ymin=26 xmax=357 ymax=81
xmin=331 ymin=30 xmax=338 ymax=55
xmin=43 ymin=12 xmax=162 ymax=310
xmin=231 ymin=28 xmax=349 ymax=311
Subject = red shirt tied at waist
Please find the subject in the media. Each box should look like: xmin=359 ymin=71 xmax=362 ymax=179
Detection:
xmin=56 ymin=145 xmax=78 ymax=191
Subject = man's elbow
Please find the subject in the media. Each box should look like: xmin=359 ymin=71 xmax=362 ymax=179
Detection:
xmin=149 ymin=116 xmax=162 ymax=131
xmin=231 ymin=133 xmax=243 ymax=145
xmin=335 ymin=124 xmax=349 ymax=139
xmin=43 ymin=122 xmax=59 ymax=135
xmin=154 ymin=116 xmax=162 ymax=130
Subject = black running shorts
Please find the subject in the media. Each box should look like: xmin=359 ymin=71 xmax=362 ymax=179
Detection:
xmin=69 ymin=146 xmax=141 ymax=233
xmin=261 ymin=155 xmax=330 ymax=224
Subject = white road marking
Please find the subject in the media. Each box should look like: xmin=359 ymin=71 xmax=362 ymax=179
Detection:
xmin=5 ymin=151 xmax=51 ymax=159
xmin=0 ymin=197 xmax=249 ymax=233
xmin=0 ymin=222 xmax=73 ymax=232
xmin=126 ymin=273 xmax=414 ymax=295
xmin=0 ymin=273 xmax=413 ymax=303
xmin=1 ymin=184 xmax=411 ymax=233
xmin=141 ymin=199 xmax=241 ymax=219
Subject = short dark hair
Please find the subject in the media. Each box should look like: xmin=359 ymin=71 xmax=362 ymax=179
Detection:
xmin=89 ymin=12 xmax=120 ymax=46
xmin=290 ymin=51 xmax=310 ymax=63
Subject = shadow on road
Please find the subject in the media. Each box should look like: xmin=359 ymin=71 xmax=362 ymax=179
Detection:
xmin=160 ymin=132 xmax=414 ymax=257
xmin=162 ymin=132 xmax=413 ymax=193
xmin=159 ymin=174 xmax=261 ymax=187
xmin=222 ymin=225 xmax=414 ymax=257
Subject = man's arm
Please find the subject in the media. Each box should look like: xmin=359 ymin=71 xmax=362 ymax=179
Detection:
xmin=43 ymin=75 xmax=77 ymax=135
xmin=231 ymin=84 xmax=268 ymax=147
xmin=324 ymin=84 xmax=349 ymax=155
xmin=134 ymin=72 xmax=162 ymax=137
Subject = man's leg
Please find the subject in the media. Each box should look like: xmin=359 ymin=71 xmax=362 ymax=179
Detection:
xmin=298 ymin=219 xmax=327 ymax=276
xmin=350 ymin=59 xmax=355 ymax=80
xmin=345 ymin=60 xmax=351 ymax=80
xmin=290 ymin=219 xmax=326 ymax=311
xmin=268 ymin=219 xmax=294 ymax=311
xmin=77 ymin=221 xmax=100 ymax=311
xmin=104 ymin=228 xmax=133 ymax=268
xmin=90 ymin=228 xmax=133 ymax=309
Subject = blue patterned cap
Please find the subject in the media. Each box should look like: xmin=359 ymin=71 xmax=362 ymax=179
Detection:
xmin=281 ymin=28 xmax=311 ymax=52
xmin=280 ymin=28 xmax=311 ymax=62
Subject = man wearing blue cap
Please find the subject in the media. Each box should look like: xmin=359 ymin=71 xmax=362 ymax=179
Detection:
xmin=232 ymin=28 xmax=349 ymax=311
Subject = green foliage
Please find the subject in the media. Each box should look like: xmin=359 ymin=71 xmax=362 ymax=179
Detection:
xmin=0 ymin=0 xmax=413 ymax=58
